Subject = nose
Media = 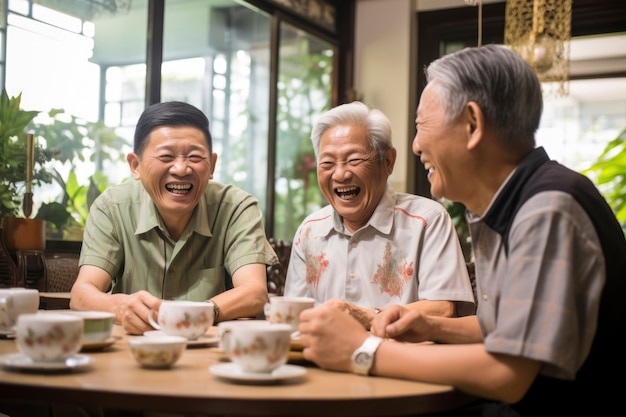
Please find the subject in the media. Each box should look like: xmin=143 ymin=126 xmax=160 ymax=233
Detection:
xmin=331 ymin=162 xmax=353 ymax=180
xmin=171 ymin=156 xmax=191 ymax=175
xmin=412 ymin=132 xmax=421 ymax=156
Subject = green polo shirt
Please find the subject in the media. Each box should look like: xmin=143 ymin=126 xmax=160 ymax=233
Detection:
xmin=79 ymin=180 xmax=277 ymax=300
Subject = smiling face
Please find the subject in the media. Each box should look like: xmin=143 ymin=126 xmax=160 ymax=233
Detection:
xmin=317 ymin=123 xmax=395 ymax=232
xmin=128 ymin=125 xmax=217 ymax=227
xmin=413 ymin=82 xmax=467 ymax=202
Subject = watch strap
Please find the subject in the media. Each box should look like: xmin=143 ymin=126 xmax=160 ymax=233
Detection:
xmin=351 ymin=334 xmax=383 ymax=375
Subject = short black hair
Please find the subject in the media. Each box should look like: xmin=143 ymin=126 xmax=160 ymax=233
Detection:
xmin=133 ymin=101 xmax=213 ymax=155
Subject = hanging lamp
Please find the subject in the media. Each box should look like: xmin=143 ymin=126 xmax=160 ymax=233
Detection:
xmin=504 ymin=0 xmax=572 ymax=96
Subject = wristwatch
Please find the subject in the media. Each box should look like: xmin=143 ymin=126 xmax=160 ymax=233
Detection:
xmin=351 ymin=335 xmax=383 ymax=375
xmin=211 ymin=300 xmax=220 ymax=323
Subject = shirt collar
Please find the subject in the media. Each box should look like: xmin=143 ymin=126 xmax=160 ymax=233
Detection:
xmin=135 ymin=185 xmax=213 ymax=239
xmin=328 ymin=184 xmax=396 ymax=235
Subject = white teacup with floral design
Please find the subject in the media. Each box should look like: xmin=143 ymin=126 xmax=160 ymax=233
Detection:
xmin=263 ymin=296 xmax=315 ymax=332
xmin=148 ymin=300 xmax=214 ymax=340
xmin=0 ymin=288 xmax=40 ymax=332
xmin=220 ymin=321 xmax=292 ymax=373
xmin=15 ymin=313 xmax=83 ymax=362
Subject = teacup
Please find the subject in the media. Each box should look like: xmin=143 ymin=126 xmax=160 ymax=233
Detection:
xmin=40 ymin=310 xmax=115 ymax=344
xmin=0 ymin=288 xmax=40 ymax=332
xmin=220 ymin=321 xmax=292 ymax=373
xmin=128 ymin=335 xmax=188 ymax=369
xmin=148 ymin=300 xmax=214 ymax=340
xmin=15 ymin=313 xmax=83 ymax=362
xmin=263 ymin=296 xmax=315 ymax=332
xmin=217 ymin=319 xmax=269 ymax=346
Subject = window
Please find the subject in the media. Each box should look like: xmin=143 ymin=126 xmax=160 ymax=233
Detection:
xmin=415 ymin=1 xmax=626 ymax=197
xmin=1 ymin=0 xmax=343 ymax=243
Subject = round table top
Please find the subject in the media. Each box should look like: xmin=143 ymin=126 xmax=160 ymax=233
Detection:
xmin=0 ymin=322 xmax=475 ymax=416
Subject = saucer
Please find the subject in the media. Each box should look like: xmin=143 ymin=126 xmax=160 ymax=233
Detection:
xmin=209 ymin=363 xmax=307 ymax=383
xmin=81 ymin=336 xmax=119 ymax=352
xmin=0 ymin=353 xmax=94 ymax=373
xmin=0 ymin=329 xmax=15 ymax=339
xmin=205 ymin=347 xmax=307 ymax=364
xmin=143 ymin=330 xmax=219 ymax=348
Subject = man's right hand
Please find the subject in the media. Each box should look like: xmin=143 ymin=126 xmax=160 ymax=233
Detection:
xmin=116 ymin=290 xmax=162 ymax=335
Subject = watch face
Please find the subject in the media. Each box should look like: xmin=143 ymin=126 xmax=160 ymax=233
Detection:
xmin=354 ymin=352 xmax=371 ymax=366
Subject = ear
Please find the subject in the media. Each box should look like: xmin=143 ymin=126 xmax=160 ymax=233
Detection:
xmin=384 ymin=147 xmax=396 ymax=175
xmin=127 ymin=153 xmax=141 ymax=179
xmin=209 ymin=153 xmax=218 ymax=180
xmin=465 ymin=101 xmax=484 ymax=150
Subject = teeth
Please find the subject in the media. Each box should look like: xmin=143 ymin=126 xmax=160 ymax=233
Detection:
xmin=335 ymin=186 xmax=359 ymax=200
xmin=423 ymin=162 xmax=432 ymax=170
xmin=166 ymin=184 xmax=192 ymax=194
xmin=336 ymin=187 xmax=357 ymax=193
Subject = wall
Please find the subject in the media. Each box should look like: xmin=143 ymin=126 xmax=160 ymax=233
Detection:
xmin=353 ymin=0 xmax=414 ymax=192
xmin=353 ymin=0 xmax=503 ymax=192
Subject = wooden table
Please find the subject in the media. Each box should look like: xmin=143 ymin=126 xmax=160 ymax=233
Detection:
xmin=0 ymin=324 xmax=476 ymax=416
xmin=38 ymin=291 xmax=71 ymax=310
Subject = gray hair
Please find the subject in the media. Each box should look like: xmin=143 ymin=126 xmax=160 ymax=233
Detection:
xmin=310 ymin=101 xmax=392 ymax=161
xmin=425 ymin=44 xmax=542 ymax=152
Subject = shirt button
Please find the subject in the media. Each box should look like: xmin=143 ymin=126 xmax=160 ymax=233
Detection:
xmin=351 ymin=242 xmax=357 ymax=249
xmin=349 ymin=272 xmax=356 ymax=279
xmin=482 ymin=293 xmax=488 ymax=301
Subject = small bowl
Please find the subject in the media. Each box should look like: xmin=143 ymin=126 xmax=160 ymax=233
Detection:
xmin=41 ymin=310 xmax=115 ymax=344
xmin=128 ymin=336 xmax=188 ymax=368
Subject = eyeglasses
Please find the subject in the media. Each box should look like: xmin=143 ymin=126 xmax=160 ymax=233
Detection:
xmin=317 ymin=154 xmax=380 ymax=171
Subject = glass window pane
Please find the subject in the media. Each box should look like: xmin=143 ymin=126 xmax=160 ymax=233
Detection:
xmin=5 ymin=1 xmax=146 ymax=239
xmin=162 ymin=0 xmax=271 ymax=217
xmin=274 ymin=22 xmax=333 ymax=241
xmin=538 ymin=78 xmax=626 ymax=172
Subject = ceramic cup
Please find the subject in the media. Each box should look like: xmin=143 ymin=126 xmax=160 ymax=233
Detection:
xmin=0 ymin=288 xmax=40 ymax=332
xmin=0 ymin=294 xmax=14 ymax=332
xmin=15 ymin=313 xmax=83 ymax=362
xmin=148 ymin=300 xmax=214 ymax=340
xmin=216 ymin=319 xmax=268 ymax=347
xmin=39 ymin=310 xmax=115 ymax=344
xmin=263 ymin=296 xmax=315 ymax=332
xmin=128 ymin=335 xmax=188 ymax=369
xmin=220 ymin=320 xmax=292 ymax=373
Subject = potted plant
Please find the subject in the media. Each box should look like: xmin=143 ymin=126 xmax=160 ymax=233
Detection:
xmin=0 ymin=89 xmax=55 ymax=251
xmin=28 ymin=110 xmax=126 ymax=240
xmin=582 ymin=126 xmax=626 ymax=234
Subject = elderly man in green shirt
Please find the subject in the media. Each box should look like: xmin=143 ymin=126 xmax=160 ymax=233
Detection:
xmin=70 ymin=101 xmax=277 ymax=335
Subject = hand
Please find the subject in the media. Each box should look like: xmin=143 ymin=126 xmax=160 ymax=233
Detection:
xmin=323 ymin=298 xmax=374 ymax=329
xmin=298 ymin=304 xmax=370 ymax=372
xmin=369 ymin=304 xmax=432 ymax=342
xmin=117 ymin=290 xmax=162 ymax=335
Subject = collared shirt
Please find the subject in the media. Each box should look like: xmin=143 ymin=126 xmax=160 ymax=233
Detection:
xmin=468 ymin=147 xmax=626 ymax=413
xmin=284 ymin=185 xmax=475 ymax=311
xmin=80 ymin=180 xmax=277 ymax=300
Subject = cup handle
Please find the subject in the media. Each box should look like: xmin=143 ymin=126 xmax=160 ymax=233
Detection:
xmin=220 ymin=328 xmax=232 ymax=352
xmin=147 ymin=308 xmax=161 ymax=330
xmin=263 ymin=303 xmax=272 ymax=321
xmin=0 ymin=296 xmax=14 ymax=331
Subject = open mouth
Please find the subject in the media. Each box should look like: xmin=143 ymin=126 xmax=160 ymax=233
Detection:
xmin=165 ymin=183 xmax=192 ymax=195
xmin=422 ymin=162 xmax=434 ymax=178
xmin=335 ymin=186 xmax=360 ymax=200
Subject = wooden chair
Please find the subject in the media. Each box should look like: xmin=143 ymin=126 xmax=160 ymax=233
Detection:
xmin=266 ymin=238 xmax=292 ymax=296
xmin=0 ymin=228 xmax=18 ymax=288
xmin=44 ymin=252 xmax=80 ymax=293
